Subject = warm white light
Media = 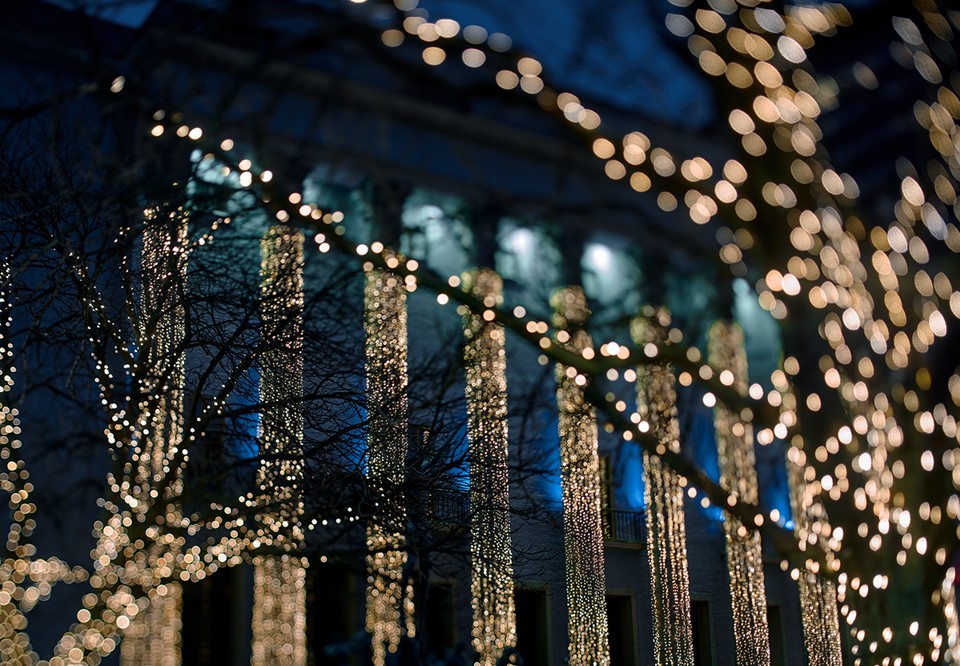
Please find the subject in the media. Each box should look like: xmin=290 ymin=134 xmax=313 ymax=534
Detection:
xmin=364 ymin=252 xmax=416 ymax=666
xmin=633 ymin=308 xmax=694 ymax=664
xmin=708 ymin=322 xmax=771 ymax=666
xmin=463 ymin=269 xmax=517 ymax=665
xmin=552 ymin=287 xmax=610 ymax=666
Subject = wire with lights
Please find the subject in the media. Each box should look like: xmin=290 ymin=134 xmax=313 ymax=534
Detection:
xmin=708 ymin=321 xmax=770 ymax=666
xmin=553 ymin=286 xmax=610 ymax=666
xmin=251 ymin=224 xmax=308 ymax=666
xmin=364 ymin=250 xmax=416 ymax=666
xmin=787 ymin=451 xmax=843 ymax=666
xmin=463 ymin=268 xmax=517 ymax=666
xmin=121 ymin=210 xmax=190 ymax=666
xmin=633 ymin=307 xmax=694 ymax=666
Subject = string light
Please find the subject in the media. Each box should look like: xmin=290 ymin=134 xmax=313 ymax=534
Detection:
xmin=121 ymin=584 xmax=182 ymax=666
xmin=632 ymin=307 xmax=694 ymax=666
xmin=141 ymin=100 xmax=946 ymax=660
xmin=552 ymin=286 xmax=610 ymax=666
xmin=787 ymin=452 xmax=843 ymax=666
xmin=252 ymin=554 xmax=307 ymax=665
xmin=121 ymin=211 xmax=189 ymax=666
xmin=942 ymin=568 xmax=959 ymax=664
xmin=251 ymin=225 xmax=307 ymax=666
xmin=708 ymin=321 xmax=770 ymax=666
xmin=364 ymin=251 xmax=416 ymax=666
xmin=463 ymin=269 xmax=517 ymax=666
xmin=34 ymin=205 xmax=255 ymax=663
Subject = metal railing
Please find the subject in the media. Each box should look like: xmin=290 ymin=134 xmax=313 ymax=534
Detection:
xmin=602 ymin=509 xmax=646 ymax=546
xmin=426 ymin=492 xmax=644 ymax=546
xmin=430 ymin=490 xmax=470 ymax=525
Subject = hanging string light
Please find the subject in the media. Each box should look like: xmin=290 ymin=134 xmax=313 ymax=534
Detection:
xmin=632 ymin=307 xmax=694 ymax=666
xmin=122 ymin=211 xmax=190 ymax=666
xmin=121 ymin=584 xmax=183 ymax=666
xmin=364 ymin=250 xmax=416 ymax=666
xmin=64 ymin=0 xmax=960 ymax=654
xmin=552 ymin=286 xmax=610 ymax=666
xmin=463 ymin=268 xmax=517 ymax=666
xmin=105 ymin=11 xmax=960 ymax=648
xmin=786 ymin=455 xmax=842 ymax=666
xmin=942 ymin=568 xmax=960 ymax=664
xmin=708 ymin=321 xmax=770 ymax=666
xmin=251 ymin=224 xmax=308 ymax=666
xmin=252 ymin=554 xmax=307 ymax=665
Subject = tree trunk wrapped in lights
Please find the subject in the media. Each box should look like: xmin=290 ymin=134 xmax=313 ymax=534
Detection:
xmin=552 ymin=286 xmax=610 ymax=666
xmin=707 ymin=321 xmax=770 ymax=666
xmin=364 ymin=251 xmax=415 ymax=666
xmin=122 ymin=212 xmax=189 ymax=666
xmin=632 ymin=307 xmax=694 ymax=666
xmin=251 ymin=225 xmax=307 ymax=666
xmin=463 ymin=268 xmax=517 ymax=665
xmin=786 ymin=453 xmax=843 ymax=666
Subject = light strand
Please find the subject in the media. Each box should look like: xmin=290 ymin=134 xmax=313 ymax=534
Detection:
xmin=633 ymin=307 xmax=694 ymax=666
xmin=553 ymin=286 xmax=610 ymax=666
xmin=364 ymin=251 xmax=416 ymax=666
xmin=251 ymin=224 xmax=307 ymax=666
xmin=787 ymin=456 xmax=842 ymax=666
xmin=943 ymin=567 xmax=959 ymax=664
xmin=121 ymin=211 xmax=189 ymax=666
xmin=252 ymin=554 xmax=308 ymax=666
xmin=463 ymin=268 xmax=517 ymax=666
xmin=708 ymin=321 xmax=770 ymax=666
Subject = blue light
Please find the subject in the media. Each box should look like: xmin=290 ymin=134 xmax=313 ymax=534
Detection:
xmin=232 ymin=365 xmax=261 ymax=461
xmin=733 ymin=277 xmax=781 ymax=390
xmin=615 ymin=441 xmax=646 ymax=511
xmin=757 ymin=440 xmax=795 ymax=532
xmin=448 ymin=421 xmax=471 ymax=491
xmin=682 ymin=397 xmax=724 ymax=523
xmin=534 ymin=409 xmax=563 ymax=506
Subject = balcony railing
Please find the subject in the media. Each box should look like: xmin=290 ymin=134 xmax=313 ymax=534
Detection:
xmin=602 ymin=509 xmax=646 ymax=546
xmin=430 ymin=490 xmax=470 ymax=525
xmin=426 ymin=492 xmax=645 ymax=546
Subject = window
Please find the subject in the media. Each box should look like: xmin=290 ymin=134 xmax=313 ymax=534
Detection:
xmin=606 ymin=594 xmax=638 ymax=666
xmin=182 ymin=566 xmax=247 ymax=665
xmin=768 ymin=604 xmax=787 ymax=666
xmin=515 ymin=586 xmax=551 ymax=666
xmin=424 ymin=581 xmax=457 ymax=660
xmin=691 ymin=599 xmax=715 ymax=666
xmin=307 ymin=563 xmax=358 ymax=665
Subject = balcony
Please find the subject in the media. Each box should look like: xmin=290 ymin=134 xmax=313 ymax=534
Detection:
xmin=427 ymin=491 xmax=645 ymax=549
xmin=602 ymin=509 xmax=646 ymax=548
xmin=429 ymin=489 xmax=470 ymax=525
